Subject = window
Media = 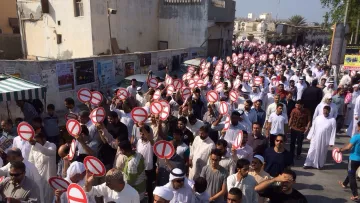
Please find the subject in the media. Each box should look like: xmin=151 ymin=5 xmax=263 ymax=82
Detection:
xmin=158 ymin=41 xmax=168 ymax=50
xmin=13 ymin=28 xmax=20 ymax=34
xmin=74 ymin=0 xmax=84 ymax=17
xmin=57 ymin=34 xmax=62 ymax=44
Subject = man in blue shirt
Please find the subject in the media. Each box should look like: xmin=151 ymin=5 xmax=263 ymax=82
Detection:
xmin=338 ymin=121 xmax=360 ymax=201
xmin=254 ymin=99 xmax=266 ymax=127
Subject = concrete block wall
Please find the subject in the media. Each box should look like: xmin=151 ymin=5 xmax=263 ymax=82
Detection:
xmin=0 ymin=47 xmax=205 ymax=120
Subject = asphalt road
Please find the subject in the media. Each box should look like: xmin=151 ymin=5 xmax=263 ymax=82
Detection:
xmin=289 ymin=131 xmax=354 ymax=203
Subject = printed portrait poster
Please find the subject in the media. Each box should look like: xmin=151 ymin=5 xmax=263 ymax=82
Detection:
xmin=158 ymin=57 xmax=168 ymax=71
xmin=125 ymin=62 xmax=135 ymax=77
xmin=74 ymin=60 xmax=95 ymax=85
xmin=139 ymin=54 xmax=152 ymax=74
xmin=97 ymin=60 xmax=115 ymax=87
xmin=56 ymin=62 xmax=74 ymax=92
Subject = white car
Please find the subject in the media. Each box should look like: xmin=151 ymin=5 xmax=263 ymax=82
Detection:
xmin=111 ymin=74 xmax=164 ymax=93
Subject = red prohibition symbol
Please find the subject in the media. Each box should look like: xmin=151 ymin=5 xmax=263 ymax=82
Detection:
xmin=153 ymin=140 xmax=175 ymax=159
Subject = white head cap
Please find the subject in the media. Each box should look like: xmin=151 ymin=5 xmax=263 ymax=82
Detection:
xmin=153 ymin=186 xmax=174 ymax=201
xmin=66 ymin=161 xmax=86 ymax=179
xmin=254 ymin=155 xmax=265 ymax=164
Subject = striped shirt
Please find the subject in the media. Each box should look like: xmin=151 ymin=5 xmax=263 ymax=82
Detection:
xmin=123 ymin=152 xmax=146 ymax=200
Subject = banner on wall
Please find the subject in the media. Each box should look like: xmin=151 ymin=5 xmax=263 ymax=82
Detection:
xmin=56 ymin=62 xmax=74 ymax=92
xmin=158 ymin=57 xmax=167 ymax=71
xmin=344 ymin=55 xmax=360 ymax=70
xmin=97 ymin=60 xmax=115 ymax=87
xmin=125 ymin=62 xmax=135 ymax=77
xmin=74 ymin=60 xmax=95 ymax=86
xmin=139 ymin=54 xmax=152 ymax=74
xmin=41 ymin=69 xmax=58 ymax=91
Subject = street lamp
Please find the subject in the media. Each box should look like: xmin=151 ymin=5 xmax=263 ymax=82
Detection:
xmin=107 ymin=1 xmax=117 ymax=55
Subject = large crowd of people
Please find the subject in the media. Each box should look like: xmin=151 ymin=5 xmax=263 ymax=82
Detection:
xmin=1 ymin=42 xmax=360 ymax=203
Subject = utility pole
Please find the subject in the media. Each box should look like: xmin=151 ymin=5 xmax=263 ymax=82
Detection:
xmin=356 ymin=18 xmax=360 ymax=44
xmin=335 ymin=0 xmax=350 ymax=82
xmin=107 ymin=0 xmax=113 ymax=55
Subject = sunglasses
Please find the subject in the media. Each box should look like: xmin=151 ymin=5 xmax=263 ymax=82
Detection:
xmin=9 ymin=173 xmax=23 ymax=177
xmin=275 ymin=140 xmax=284 ymax=143
xmin=174 ymin=179 xmax=184 ymax=183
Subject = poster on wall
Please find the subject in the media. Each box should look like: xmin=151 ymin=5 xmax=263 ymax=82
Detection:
xmin=115 ymin=58 xmax=123 ymax=78
xmin=158 ymin=57 xmax=168 ymax=71
xmin=56 ymin=62 xmax=74 ymax=92
xmin=97 ymin=60 xmax=115 ymax=87
xmin=29 ymin=74 xmax=42 ymax=84
xmin=139 ymin=54 xmax=151 ymax=74
xmin=41 ymin=69 xmax=58 ymax=91
xmin=125 ymin=62 xmax=135 ymax=77
xmin=74 ymin=60 xmax=95 ymax=86
xmin=5 ymin=67 xmax=20 ymax=78
xmin=180 ymin=53 xmax=188 ymax=63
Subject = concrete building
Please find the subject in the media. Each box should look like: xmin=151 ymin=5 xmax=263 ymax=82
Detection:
xmin=275 ymin=23 xmax=330 ymax=45
xmin=233 ymin=20 xmax=276 ymax=44
xmin=17 ymin=0 xmax=235 ymax=60
xmin=0 ymin=0 xmax=18 ymax=34
xmin=233 ymin=19 xmax=330 ymax=46
xmin=0 ymin=0 xmax=22 ymax=59
xmin=259 ymin=13 xmax=272 ymax=21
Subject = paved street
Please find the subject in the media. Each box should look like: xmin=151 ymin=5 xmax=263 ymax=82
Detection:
xmin=289 ymin=131 xmax=353 ymax=203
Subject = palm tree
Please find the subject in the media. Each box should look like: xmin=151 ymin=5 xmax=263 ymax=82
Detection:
xmin=287 ymin=15 xmax=307 ymax=45
xmin=288 ymin=15 xmax=307 ymax=26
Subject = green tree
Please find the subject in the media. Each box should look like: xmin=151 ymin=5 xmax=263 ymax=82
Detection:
xmin=288 ymin=15 xmax=307 ymax=26
xmin=320 ymin=0 xmax=360 ymax=40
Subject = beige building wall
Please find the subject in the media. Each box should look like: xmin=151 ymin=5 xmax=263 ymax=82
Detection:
xmin=158 ymin=1 xmax=209 ymax=50
xmin=90 ymin=0 xmax=159 ymax=55
xmin=0 ymin=0 xmax=17 ymax=34
xmin=20 ymin=0 xmax=94 ymax=60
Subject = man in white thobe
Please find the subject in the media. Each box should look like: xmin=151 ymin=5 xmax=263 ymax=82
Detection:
xmin=304 ymin=106 xmax=336 ymax=169
xmin=250 ymin=86 xmax=266 ymax=103
xmin=349 ymin=92 xmax=360 ymax=137
xmin=346 ymin=85 xmax=360 ymax=127
xmin=164 ymin=168 xmax=195 ymax=203
xmin=295 ymin=77 xmax=307 ymax=101
xmin=345 ymin=84 xmax=360 ymax=131
xmin=54 ymin=161 xmax=96 ymax=203
xmin=84 ymin=168 xmax=140 ymax=203
xmin=28 ymin=133 xmax=56 ymax=203
xmin=12 ymin=135 xmax=32 ymax=161
xmin=312 ymin=94 xmax=338 ymax=120
xmin=189 ymin=126 xmax=215 ymax=180
xmin=212 ymin=111 xmax=251 ymax=150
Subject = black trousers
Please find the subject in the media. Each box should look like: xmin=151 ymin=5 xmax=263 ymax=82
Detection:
xmin=290 ymin=129 xmax=305 ymax=157
xmin=348 ymin=160 xmax=360 ymax=196
xmin=343 ymin=157 xmax=351 ymax=186
xmin=336 ymin=115 xmax=344 ymax=132
xmin=145 ymin=169 xmax=155 ymax=203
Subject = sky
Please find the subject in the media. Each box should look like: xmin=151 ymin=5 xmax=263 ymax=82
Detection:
xmin=236 ymin=0 xmax=330 ymax=23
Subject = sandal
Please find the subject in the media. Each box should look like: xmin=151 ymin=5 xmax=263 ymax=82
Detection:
xmin=338 ymin=181 xmax=347 ymax=188
xmin=350 ymin=196 xmax=359 ymax=201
